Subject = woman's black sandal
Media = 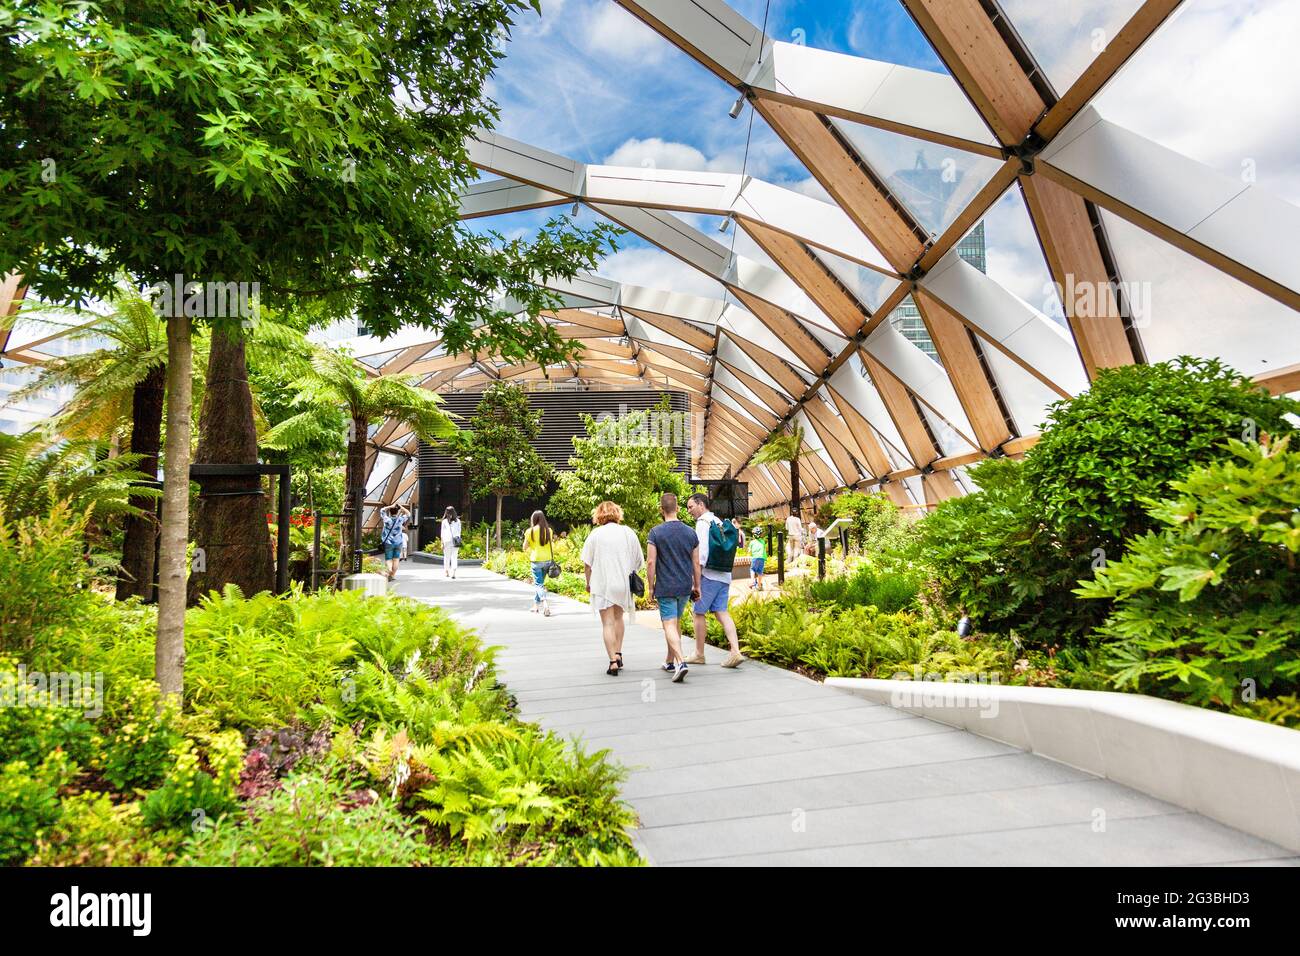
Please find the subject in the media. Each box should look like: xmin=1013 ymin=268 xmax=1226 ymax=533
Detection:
xmin=606 ymin=660 xmax=620 ymax=676
xmin=615 ymin=652 xmax=624 ymax=670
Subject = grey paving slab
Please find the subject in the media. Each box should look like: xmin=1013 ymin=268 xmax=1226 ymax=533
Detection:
xmin=394 ymin=564 xmax=1293 ymax=866
xmin=665 ymin=813 xmax=1296 ymax=867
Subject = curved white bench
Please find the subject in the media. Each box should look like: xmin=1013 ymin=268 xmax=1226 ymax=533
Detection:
xmin=825 ymin=678 xmax=1300 ymax=852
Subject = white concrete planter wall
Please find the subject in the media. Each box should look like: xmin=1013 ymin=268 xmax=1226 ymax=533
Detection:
xmin=825 ymin=678 xmax=1300 ymax=852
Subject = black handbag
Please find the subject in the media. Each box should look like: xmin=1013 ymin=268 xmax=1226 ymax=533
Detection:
xmin=629 ymin=570 xmax=645 ymax=597
xmin=452 ymin=535 xmax=462 ymax=548
xmin=546 ymin=536 xmax=561 ymax=579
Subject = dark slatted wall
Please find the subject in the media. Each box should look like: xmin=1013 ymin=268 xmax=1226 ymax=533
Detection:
xmin=419 ymin=389 xmax=692 ymax=477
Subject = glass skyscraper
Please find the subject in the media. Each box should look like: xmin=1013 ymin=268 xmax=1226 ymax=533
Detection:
xmin=887 ymin=222 xmax=986 ymax=361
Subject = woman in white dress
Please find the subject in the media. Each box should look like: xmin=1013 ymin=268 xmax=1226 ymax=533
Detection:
xmin=440 ymin=506 xmax=462 ymax=579
xmin=580 ymin=500 xmax=644 ymax=676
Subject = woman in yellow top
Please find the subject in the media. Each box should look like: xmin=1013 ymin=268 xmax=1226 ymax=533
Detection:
xmin=522 ymin=510 xmax=555 ymax=617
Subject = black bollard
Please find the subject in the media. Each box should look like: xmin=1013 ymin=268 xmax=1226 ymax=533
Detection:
xmin=776 ymin=530 xmax=785 ymax=585
xmin=817 ymin=536 xmax=826 ymax=580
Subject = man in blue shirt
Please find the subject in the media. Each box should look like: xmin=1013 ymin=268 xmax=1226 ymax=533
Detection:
xmin=646 ymin=492 xmax=701 ymax=683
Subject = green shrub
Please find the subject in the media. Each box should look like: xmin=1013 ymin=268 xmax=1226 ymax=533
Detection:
xmin=414 ymin=730 xmax=637 ymax=865
xmin=805 ymin=562 xmax=921 ymax=613
xmin=0 ymin=504 xmax=109 ymax=656
xmin=101 ymin=678 xmax=184 ymax=790
xmin=1026 ymin=356 xmax=1297 ymax=545
xmin=912 ymin=457 xmax=1085 ymax=646
xmin=0 ymin=657 xmax=100 ymax=767
xmin=828 ymin=490 xmax=915 ymax=562
xmin=184 ymin=586 xmax=355 ymax=727
xmin=0 ymin=750 xmax=75 ymax=865
xmin=913 ymin=358 xmax=1300 ymax=650
xmin=27 ymin=793 xmax=184 ymax=866
xmin=182 ymin=769 xmax=435 ymax=866
xmin=1078 ymin=437 xmax=1300 ymax=723
xmin=140 ymin=729 xmax=245 ymax=830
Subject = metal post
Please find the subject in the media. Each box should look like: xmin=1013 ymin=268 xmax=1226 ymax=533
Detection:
xmin=839 ymin=526 xmax=849 ymax=557
xmin=776 ymin=530 xmax=785 ymax=585
xmin=276 ymin=467 xmax=291 ymax=595
xmin=311 ymin=509 xmax=321 ymax=594
xmin=817 ymin=536 xmax=826 ymax=580
xmin=352 ymin=485 xmax=364 ymax=574
xmin=766 ymin=524 xmax=773 ymax=563
xmin=149 ymin=489 xmax=163 ymax=605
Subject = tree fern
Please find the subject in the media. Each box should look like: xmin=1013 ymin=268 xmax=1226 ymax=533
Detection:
xmin=0 ymin=430 xmax=156 ymax=527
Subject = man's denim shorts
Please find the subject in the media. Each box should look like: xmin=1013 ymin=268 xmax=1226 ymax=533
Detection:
xmin=696 ymin=577 xmax=730 ymax=614
xmin=656 ymin=595 xmax=688 ymax=620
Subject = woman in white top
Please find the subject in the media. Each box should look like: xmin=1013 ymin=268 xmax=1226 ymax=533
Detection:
xmin=440 ymin=506 xmax=462 ymax=579
xmin=580 ymin=500 xmax=644 ymax=676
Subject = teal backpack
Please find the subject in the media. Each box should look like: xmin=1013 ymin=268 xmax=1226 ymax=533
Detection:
xmin=704 ymin=518 xmax=740 ymax=572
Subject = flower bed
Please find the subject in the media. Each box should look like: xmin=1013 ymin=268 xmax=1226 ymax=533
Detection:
xmin=1 ymin=511 xmax=641 ymax=867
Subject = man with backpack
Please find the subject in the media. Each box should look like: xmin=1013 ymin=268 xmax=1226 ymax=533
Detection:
xmin=686 ymin=492 xmax=744 ymax=669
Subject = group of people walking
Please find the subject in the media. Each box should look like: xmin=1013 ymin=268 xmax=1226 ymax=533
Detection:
xmin=425 ymin=492 xmax=754 ymax=679
xmin=576 ymin=492 xmax=744 ymax=680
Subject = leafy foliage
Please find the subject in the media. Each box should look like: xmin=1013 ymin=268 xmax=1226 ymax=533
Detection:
xmin=804 ymin=561 xmax=922 ymax=614
xmin=0 ymin=504 xmax=121 ymax=655
xmin=913 ymin=359 xmax=1300 ymax=649
xmin=2 ymin=288 xmax=172 ymax=443
xmin=0 ymin=431 xmax=155 ymax=532
xmin=827 ymin=491 xmax=915 ymax=563
xmin=910 ymin=457 xmax=1091 ymax=646
xmin=182 ymin=768 xmax=435 ymax=867
xmin=549 ymin=398 xmax=696 ymax=533
xmin=1 ymin=0 xmax=619 ymax=360
xmin=1025 ymin=356 xmax=1298 ymax=546
xmin=1077 ymin=437 xmax=1300 ymax=722
xmin=0 ymin=751 xmax=76 ymax=865
xmin=264 ymin=347 xmax=456 ymax=455
xmin=443 ymin=382 xmax=550 ymax=544
xmin=713 ymin=595 xmax=1008 ymax=683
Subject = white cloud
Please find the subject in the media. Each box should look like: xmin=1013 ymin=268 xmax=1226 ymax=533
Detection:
xmin=582 ymin=2 xmax=669 ymax=65
xmin=1094 ymin=0 xmax=1300 ymax=202
xmin=594 ymin=245 xmax=726 ymax=299
xmin=603 ymin=137 xmax=711 ymax=171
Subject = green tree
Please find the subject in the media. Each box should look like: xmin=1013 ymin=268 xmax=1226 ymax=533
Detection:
xmin=262 ymin=348 xmax=456 ymax=576
xmin=1077 ymin=436 xmax=1300 ymax=722
xmin=916 ymin=358 xmax=1300 ymax=649
xmin=3 ymin=290 xmax=173 ymax=599
xmin=550 ymin=399 xmax=695 ymax=534
xmin=828 ymin=490 xmax=912 ymax=560
xmin=2 ymin=0 xmax=617 ymax=700
xmin=448 ymin=382 xmax=550 ymax=548
xmin=1025 ymin=356 xmax=1298 ymax=548
xmin=751 ymin=424 xmax=817 ymax=517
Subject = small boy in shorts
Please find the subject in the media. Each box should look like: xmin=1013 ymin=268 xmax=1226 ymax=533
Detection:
xmin=748 ymin=531 xmax=767 ymax=591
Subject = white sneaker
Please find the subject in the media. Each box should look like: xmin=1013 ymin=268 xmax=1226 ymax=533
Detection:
xmin=543 ymin=603 xmax=552 ymax=617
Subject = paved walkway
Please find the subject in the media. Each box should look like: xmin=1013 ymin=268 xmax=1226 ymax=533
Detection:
xmin=395 ymin=565 xmax=1298 ymax=866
